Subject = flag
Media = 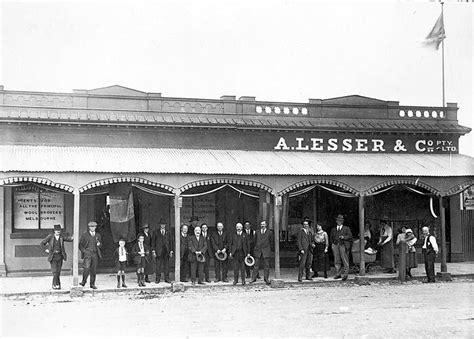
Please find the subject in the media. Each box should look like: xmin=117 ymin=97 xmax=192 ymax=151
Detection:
xmin=109 ymin=183 xmax=136 ymax=243
xmin=424 ymin=12 xmax=446 ymax=50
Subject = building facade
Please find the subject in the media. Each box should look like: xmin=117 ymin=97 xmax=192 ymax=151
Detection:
xmin=0 ymin=85 xmax=473 ymax=282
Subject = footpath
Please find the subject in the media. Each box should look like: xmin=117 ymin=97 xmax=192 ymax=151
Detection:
xmin=1 ymin=262 xmax=473 ymax=299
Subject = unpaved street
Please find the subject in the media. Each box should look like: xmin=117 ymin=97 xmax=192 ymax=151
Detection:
xmin=1 ymin=280 xmax=473 ymax=338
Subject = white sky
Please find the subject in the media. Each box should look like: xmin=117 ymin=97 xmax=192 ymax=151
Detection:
xmin=1 ymin=0 xmax=473 ymax=155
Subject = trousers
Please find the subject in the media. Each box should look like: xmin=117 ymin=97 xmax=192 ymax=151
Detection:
xmin=332 ymin=244 xmax=349 ymax=276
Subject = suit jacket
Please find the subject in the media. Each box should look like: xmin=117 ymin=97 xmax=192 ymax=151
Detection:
xmin=188 ymin=235 xmax=207 ymax=262
xmin=229 ymin=232 xmax=249 ymax=257
xmin=114 ymin=246 xmax=128 ymax=266
xmin=40 ymin=233 xmax=73 ymax=262
xmin=254 ymin=229 xmax=273 ymax=258
xmin=244 ymin=229 xmax=256 ymax=254
xmin=297 ymin=229 xmax=313 ymax=252
xmin=79 ymin=231 xmax=103 ymax=259
xmin=180 ymin=234 xmax=189 ymax=259
xmin=201 ymin=231 xmax=213 ymax=257
xmin=142 ymin=231 xmax=154 ymax=251
xmin=330 ymin=225 xmax=353 ymax=250
xmin=131 ymin=242 xmax=151 ymax=262
xmin=211 ymin=230 xmax=228 ymax=253
xmin=154 ymin=230 xmax=173 ymax=258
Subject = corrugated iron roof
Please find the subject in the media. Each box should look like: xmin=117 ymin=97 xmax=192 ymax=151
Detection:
xmin=0 ymin=145 xmax=473 ymax=177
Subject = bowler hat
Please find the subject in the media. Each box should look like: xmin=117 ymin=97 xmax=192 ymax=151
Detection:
xmin=244 ymin=255 xmax=255 ymax=267
xmin=88 ymin=221 xmax=97 ymax=227
xmin=335 ymin=214 xmax=344 ymax=221
xmin=380 ymin=216 xmax=390 ymax=223
xmin=215 ymin=251 xmax=228 ymax=261
xmin=141 ymin=224 xmax=149 ymax=229
xmin=53 ymin=224 xmax=62 ymax=231
xmin=158 ymin=218 xmax=166 ymax=225
xmin=189 ymin=216 xmax=199 ymax=222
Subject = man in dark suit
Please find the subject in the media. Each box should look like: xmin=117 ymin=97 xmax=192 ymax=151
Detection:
xmin=40 ymin=224 xmax=73 ymax=289
xmin=180 ymin=224 xmax=190 ymax=282
xmin=188 ymin=226 xmax=208 ymax=285
xmin=141 ymin=224 xmax=155 ymax=283
xmin=229 ymin=223 xmax=251 ymax=285
xmin=153 ymin=222 xmax=173 ymax=283
xmin=243 ymin=221 xmax=256 ymax=278
xmin=201 ymin=223 xmax=213 ymax=283
xmin=211 ymin=222 xmax=229 ymax=282
xmin=251 ymin=220 xmax=273 ymax=285
xmin=79 ymin=221 xmax=102 ymax=289
xmin=297 ymin=220 xmax=313 ymax=282
xmin=329 ymin=214 xmax=353 ymax=281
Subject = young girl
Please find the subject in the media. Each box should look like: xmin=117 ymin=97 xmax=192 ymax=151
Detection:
xmin=114 ymin=238 xmax=128 ymax=288
xmin=132 ymin=234 xmax=150 ymax=287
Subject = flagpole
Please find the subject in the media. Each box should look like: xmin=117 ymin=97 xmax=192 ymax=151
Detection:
xmin=441 ymin=1 xmax=445 ymax=108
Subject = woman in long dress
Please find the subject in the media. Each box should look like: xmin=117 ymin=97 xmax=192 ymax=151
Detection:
xmin=378 ymin=218 xmax=395 ymax=273
xmin=312 ymin=224 xmax=329 ymax=278
xmin=397 ymin=228 xmax=417 ymax=277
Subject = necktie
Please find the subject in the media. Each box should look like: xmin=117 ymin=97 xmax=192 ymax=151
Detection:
xmin=238 ymin=231 xmax=241 ymax=236
xmin=162 ymin=230 xmax=165 ymax=236
xmin=247 ymin=230 xmax=250 ymax=235
xmin=261 ymin=229 xmax=264 ymax=234
xmin=219 ymin=231 xmax=222 ymax=236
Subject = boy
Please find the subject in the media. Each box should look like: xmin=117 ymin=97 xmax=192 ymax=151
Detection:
xmin=114 ymin=238 xmax=128 ymax=288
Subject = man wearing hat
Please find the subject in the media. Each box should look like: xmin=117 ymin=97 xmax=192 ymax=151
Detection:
xmin=153 ymin=220 xmax=173 ymax=284
xmin=40 ymin=224 xmax=73 ymax=289
xmin=377 ymin=217 xmax=395 ymax=273
xmin=188 ymin=226 xmax=207 ymax=285
xmin=211 ymin=222 xmax=229 ymax=282
xmin=329 ymin=214 xmax=352 ymax=281
xmin=141 ymin=223 xmax=155 ymax=283
xmin=79 ymin=221 xmax=102 ymax=289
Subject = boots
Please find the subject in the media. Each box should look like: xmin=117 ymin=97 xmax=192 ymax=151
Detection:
xmin=137 ymin=273 xmax=142 ymax=286
xmin=122 ymin=274 xmax=127 ymax=288
xmin=117 ymin=275 xmax=121 ymax=288
xmin=324 ymin=271 xmax=328 ymax=279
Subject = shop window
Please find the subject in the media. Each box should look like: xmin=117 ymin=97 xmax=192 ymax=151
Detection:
xmin=13 ymin=184 xmax=64 ymax=231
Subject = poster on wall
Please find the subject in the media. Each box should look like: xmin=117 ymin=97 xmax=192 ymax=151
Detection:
xmin=462 ymin=185 xmax=474 ymax=210
xmin=14 ymin=190 xmax=64 ymax=229
xmin=181 ymin=195 xmax=216 ymax=227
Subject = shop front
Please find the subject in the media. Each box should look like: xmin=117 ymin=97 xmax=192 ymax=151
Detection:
xmin=0 ymin=85 xmax=473 ymax=283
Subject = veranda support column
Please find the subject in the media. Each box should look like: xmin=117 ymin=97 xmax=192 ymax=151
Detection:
xmin=358 ymin=195 xmax=366 ymax=276
xmin=174 ymin=191 xmax=182 ymax=283
xmin=439 ymin=197 xmax=447 ymax=272
xmin=72 ymin=189 xmax=80 ymax=286
xmin=437 ymin=196 xmax=451 ymax=281
xmin=273 ymin=194 xmax=281 ymax=280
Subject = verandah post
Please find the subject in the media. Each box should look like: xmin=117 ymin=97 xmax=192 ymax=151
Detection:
xmin=358 ymin=195 xmax=366 ymax=276
xmin=72 ymin=188 xmax=80 ymax=286
xmin=174 ymin=190 xmax=182 ymax=282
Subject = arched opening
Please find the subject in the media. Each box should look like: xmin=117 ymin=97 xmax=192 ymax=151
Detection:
xmin=80 ymin=177 xmax=174 ymax=269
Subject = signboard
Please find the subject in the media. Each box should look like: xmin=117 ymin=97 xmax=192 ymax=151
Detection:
xmin=181 ymin=195 xmax=216 ymax=227
xmin=14 ymin=190 xmax=64 ymax=229
xmin=462 ymin=185 xmax=474 ymax=210
xmin=273 ymin=136 xmax=458 ymax=154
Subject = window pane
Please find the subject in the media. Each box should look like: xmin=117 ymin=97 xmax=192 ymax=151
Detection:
xmin=14 ymin=191 xmax=39 ymax=229
xmin=39 ymin=192 xmax=64 ymax=229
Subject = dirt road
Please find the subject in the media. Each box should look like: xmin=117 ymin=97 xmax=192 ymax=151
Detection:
xmin=1 ymin=280 xmax=472 ymax=337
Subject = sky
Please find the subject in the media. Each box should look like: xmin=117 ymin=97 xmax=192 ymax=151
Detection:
xmin=1 ymin=0 xmax=473 ymax=155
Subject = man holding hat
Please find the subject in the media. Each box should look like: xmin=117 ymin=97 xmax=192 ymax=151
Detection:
xmin=329 ymin=214 xmax=352 ymax=281
xmin=200 ymin=223 xmax=213 ymax=283
xmin=211 ymin=222 xmax=229 ymax=282
xmin=40 ymin=224 xmax=73 ymax=289
xmin=188 ymin=226 xmax=207 ymax=285
xmin=251 ymin=220 xmax=273 ymax=285
xmin=79 ymin=221 xmax=102 ymax=289
xmin=229 ymin=222 xmax=251 ymax=285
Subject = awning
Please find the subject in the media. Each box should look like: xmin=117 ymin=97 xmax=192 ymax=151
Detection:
xmin=1 ymin=145 xmax=473 ymax=177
